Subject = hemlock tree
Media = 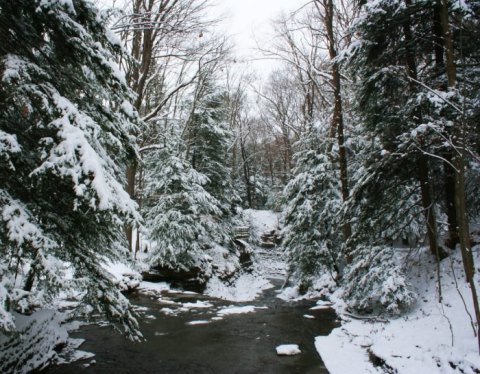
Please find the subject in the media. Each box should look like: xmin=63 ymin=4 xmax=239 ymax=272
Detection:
xmin=189 ymin=86 xmax=240 ymax=240
xmin=347 ymin=0 xmax=446 ymax=259
xmin=281 ymin=124 xmax=342 ymax=292
xmin=0 ymin=0 xmax=141 ymax=338
xmin=144 ymin=129 xmax=221 ymax=271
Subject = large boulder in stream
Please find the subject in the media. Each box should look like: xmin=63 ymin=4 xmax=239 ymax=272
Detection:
xmin=142 ymin=265 xmax=209 ymax=293
xmin=142 ymin=243 xmax=253 ymax=292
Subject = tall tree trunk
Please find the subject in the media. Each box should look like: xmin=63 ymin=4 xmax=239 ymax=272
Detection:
xmin=433 ymin=0 xmax=458 ymax=248
xmin=439 ymin=0 xmax=480 ymax=351
xmin=124 ymin=0 xmax=157 ymax=251
xmin=126 ymin=161 xmax=137 ymax=251
xmin=403 ymin=0 xmax=441 ymax=259
xmin=417 ymin=154 xmax=441 ymax=257
xmin=240 ymin=137 xmax=252 ymax=208
xmin=322 ymin=0 xmax=352 ymax=244
xmin=124 ymin=0 xmax=143 ymax=252
xmin=282 ymin=131 xmax=292 ymax=179
xmin=135 ymin=164 xmax=145 ymax=259
xmin=444 ymin=153 xmax=459 ymax=248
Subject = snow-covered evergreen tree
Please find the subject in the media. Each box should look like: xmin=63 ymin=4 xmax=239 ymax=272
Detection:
xmin=345 ymin=0 xmax=480 ymax=253
xmin=189 ymin=86 xmax=240 ymax=240
xmin=0 ymin=0 xmax=141 ymax=338
xmin=336 ymin=0 xmax=474 ymax=314
xmin=281 ymin=123 xmax=342 ymax=291
xmin=342 ymin=245 xmax=416 ymax=315
xmin=144 ymin=129 xmax=221 ymax=270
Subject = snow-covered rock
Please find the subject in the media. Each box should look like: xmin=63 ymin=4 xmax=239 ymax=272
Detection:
xmin=104 ymin=260 xmax=141 ymax=292
xmin=205 ymin=273 xmax=273 ymax=302
xmin=276 ymin=344 xmax=302 ymax=356
xmin=217 ymin=305 xmax=260 ymax=316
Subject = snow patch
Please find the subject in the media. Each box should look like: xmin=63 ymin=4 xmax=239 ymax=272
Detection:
xmin=276 ymin=344 xmax=301 ymax=356
xmin=310 ymin=305 xmax=331 ymax=311
xmin=186 ymin=320 xmax=211 ymax=326
xmin=315 ymin=334 xmax=378 ymax=373
xmin=139 ymin=281 xmax=171 ymax=295
xmin=182 ymin=301 xmax=213 ymax=309
xmin=317 ymin=248 xmax=480 ymax=374
xmin=217 ymin=305 xmax=260 ymax=316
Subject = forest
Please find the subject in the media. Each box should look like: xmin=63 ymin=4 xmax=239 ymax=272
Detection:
xmin=0 ymin=0 xmax=479 ymax=372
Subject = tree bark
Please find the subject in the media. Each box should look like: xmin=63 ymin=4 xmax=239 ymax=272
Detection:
xmin=433 ymin=0 xmax=458 ymax=248
xmin=444 ymin=153 xmax=459 ymax=248
xmin=240 ymin=133 xmax=252 ymax=208
xmin=417 ymin=154 xmax=441 ymax=258
xmin=126 ymin=161 xmax=137 ymax=251
xmin=439 ymin=0 xmax=480 ymax=351
xmin=322 ymin=0 xmax=352 ymax=244
xmin=403 ymin=0 xmax=441 ymax=259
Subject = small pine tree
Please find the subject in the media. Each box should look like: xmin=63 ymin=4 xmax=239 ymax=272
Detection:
xmin=144 ymin=130 xmax=221 ymax=270
xmin=342 ymin=245 xmax=416 ymax=315
xmin=281 ymin=124 xmax=342 ymax=291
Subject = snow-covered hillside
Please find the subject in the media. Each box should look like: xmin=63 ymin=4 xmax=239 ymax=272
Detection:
xmin=316 ymin=247 xmax=480 ymax=373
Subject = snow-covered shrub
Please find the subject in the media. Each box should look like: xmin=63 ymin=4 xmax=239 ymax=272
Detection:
xmin=309 ymin=273 xmax=338 ymax=299
xmin=342 ymin=245 xmax=416 ymax=315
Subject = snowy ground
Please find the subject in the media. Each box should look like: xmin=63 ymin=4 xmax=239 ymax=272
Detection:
xmin=242 ymin=209 xmax=280 ymax=239
xmin=315 ymin=246 xmax=480 ymax=374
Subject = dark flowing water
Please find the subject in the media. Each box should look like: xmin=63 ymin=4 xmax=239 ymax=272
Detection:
xmin=45 ymin=283 xmax=338 ymax=374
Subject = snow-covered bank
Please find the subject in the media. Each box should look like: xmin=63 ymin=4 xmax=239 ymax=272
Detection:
xmin=316 ymin=247 xmax=480 ymax=374
xmin=0 ymin=310 xmax=69 ymax=373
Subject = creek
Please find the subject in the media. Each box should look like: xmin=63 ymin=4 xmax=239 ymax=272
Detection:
xmin=45 ymin=280 xmax=339 ymax=373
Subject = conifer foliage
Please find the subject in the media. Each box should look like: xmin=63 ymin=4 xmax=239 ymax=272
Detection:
xmin=190 ymin=88 xmax=239 ymax=220
xmin=144 ymin=130 xmax=222 ymax=270
xmin=281 ymin=125 xmax=342 ymax=290
xmin=0 ymin=0 xmax=141 ymax=338
xmin=143 ymin=83 xmax=238 ymax=273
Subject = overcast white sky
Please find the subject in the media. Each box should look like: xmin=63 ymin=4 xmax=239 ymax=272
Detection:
xmin=213 ymin=0 xmax=302 ymax=74
xmin=98 ymin=0 xmax=303 ymax=76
